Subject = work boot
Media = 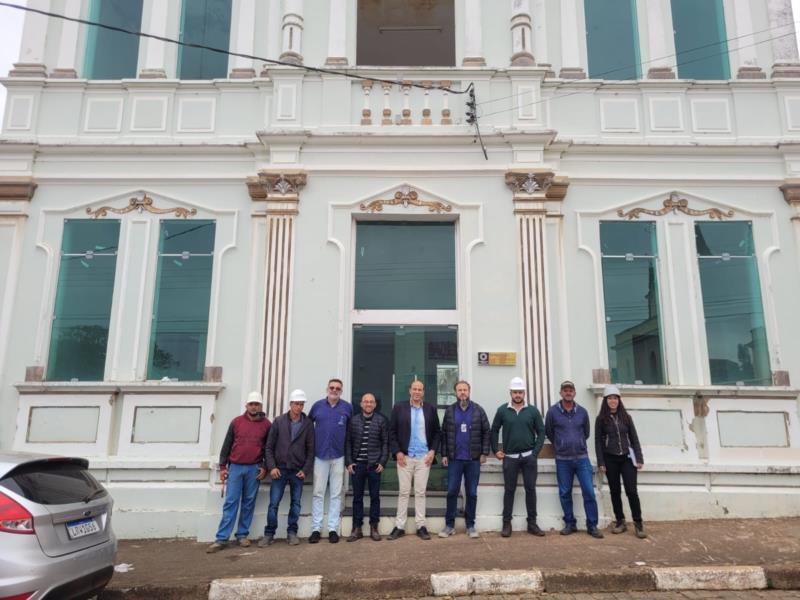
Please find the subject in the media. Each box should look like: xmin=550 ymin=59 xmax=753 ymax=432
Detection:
xmin=287 ymin=532 xmax=299 ymax=546
xmin=347 ymin=527 xmax=363 ymax=542
xmin=527 ymin=523 xmax=545 ymax=537
xmin=257 ymin=535 xmax=274 ymax=547
xmin=237 ymin=537 xmax=251 ymax=547
xmin=635 ymin=521 xmax=647 ymax=539
xmin=560 ymin=524 xmax=578 ymax=535
xmin=501 ymin=522 xmax=512 ymax=538
xmin=370 ymin=525 xmax=382 ymax=541
xmin=588 ymin=527 xmax=604 ymax=539
xmin=611 ymin=519 xmax=627 ymax=534
xmin=308 ymin=531 xmax=321 ymax=544
xmin=387 ymin=527 xmax=405 ymax=540
xmin=206 ymin=541 xmax=226 ymax=553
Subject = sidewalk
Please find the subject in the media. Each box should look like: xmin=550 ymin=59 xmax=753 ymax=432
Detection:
xmin=100 ymin=517 xmax=800 ymax=599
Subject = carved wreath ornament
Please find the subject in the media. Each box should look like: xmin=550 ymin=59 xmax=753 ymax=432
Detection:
xmin=360 ymin=189 xmax=452 ymax=213
xmin=617 ymin=193 xmax=734 ymax=220
xmin=86 ymin=194 xmax=197 ymax=219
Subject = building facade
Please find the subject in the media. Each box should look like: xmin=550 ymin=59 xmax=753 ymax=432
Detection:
xmin=2 ymin=0 xmax=800 ymax=539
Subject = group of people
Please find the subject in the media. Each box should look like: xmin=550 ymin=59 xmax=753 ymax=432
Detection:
xmin=206 ymin=376 xmax=647 ymax=552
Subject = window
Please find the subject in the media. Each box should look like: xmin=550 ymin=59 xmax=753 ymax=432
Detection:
xmin=355 ymin=222 xmax=455 ymax=310
xmin=178 ymin=0 xmax=232 ymax=79
xmin=147 ymin=220 xmax=216 ymax=381
xmin=84 ymin=0 xmax=144 ymax=79
xmin=695 ymin=222 xmax=770 ymax=385
xmin=47 ymin=220 xmax=120 ymax=381
xmin=600 ymin=222 xmax=665 ymax=384
xmin=584 ymin=0 xmax=641 ymax=80
xmin=357 ymin=0 xmax=455 ymax=66
xmin=671 ymin=0 xmax=730 ymax=79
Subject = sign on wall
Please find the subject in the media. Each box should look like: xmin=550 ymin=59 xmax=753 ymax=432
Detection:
xmin=477 ymin=352 xmax=517 ymax=366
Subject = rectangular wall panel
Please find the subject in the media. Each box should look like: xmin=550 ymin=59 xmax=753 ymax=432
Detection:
xmin=28 ymin=406 xmax=100 ymax=443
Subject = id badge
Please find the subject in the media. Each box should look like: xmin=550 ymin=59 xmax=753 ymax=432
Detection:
xmin=460 ymin=423 xmax=468 ymax=433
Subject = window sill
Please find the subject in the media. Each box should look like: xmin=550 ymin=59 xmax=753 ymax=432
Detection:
xmin=15 ymin=381 xmax=226 ymax=395
xmin=588 ymin=383 xmax=799 ymax=399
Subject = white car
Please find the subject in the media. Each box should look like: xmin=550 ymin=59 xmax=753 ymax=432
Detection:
xmin=0 ymin=452 xmax=117 ymax=600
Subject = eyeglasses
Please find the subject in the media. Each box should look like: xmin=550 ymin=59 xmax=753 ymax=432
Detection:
xmin=328 ymin=386 xmax=342 ymax=392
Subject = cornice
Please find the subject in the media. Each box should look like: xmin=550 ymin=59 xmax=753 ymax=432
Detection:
xmin=0 ymin=177 xmax=37 ymax=202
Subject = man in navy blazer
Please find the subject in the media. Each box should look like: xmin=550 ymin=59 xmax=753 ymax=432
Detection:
xmin=387 ymin=380 xmax=441 ymax=541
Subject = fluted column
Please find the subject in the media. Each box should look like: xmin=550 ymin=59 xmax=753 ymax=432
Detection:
xmin=733 ymin=0 xmax=765 ymax=78
xmin=645 ymin=0 xmax=676 ymax=78
xmin=139 ymin=0 xmax=169 ymax=78
xmin=246 ymin=171 xmax=307 ymax=418
xmin=51 ymin=0 xmax=81 ymax=78
xmin=229 ymin=0 xmax=257 ymax=77
xmin=510 ymin=0 xmax=535 ymax=66
xmin=325 ymin=0 xmax=348 ymax=66
xmin=559 ymin=0 xmax=585 ymax=79
xmin=280 ymin=0 xmax=304 ymax=65
xmin=768 ymin=0 xmax=800 ymax=77
xmin=463 ymin=0 xmax=485 ymax=66
xmin=506 ymin=171 xmax=570 ymax=413
xmin=10 ymin=0 xmax=50 ymax=77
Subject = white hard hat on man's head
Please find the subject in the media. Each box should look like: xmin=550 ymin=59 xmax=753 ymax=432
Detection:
xmin=246 ymin=391 xmax=263 ymax=405
xmin=509 ymin=377 xmax=526 ymax=391
xmin=289 ymin=389 xmax=307 ymax=403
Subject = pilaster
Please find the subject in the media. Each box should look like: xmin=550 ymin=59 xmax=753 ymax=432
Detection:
xmin=230 ymin=0 xmax=257 ymax=78
xmin=51 ymin=0 xmax=81 ymax=78
xmin=325 ymin=0 xmax=348 ymax=66
xmin=559 ymin=0 xmax=585 ymax=79
xmin=463 ymin=0 xmax=486 ymax=66
xmin=510 ymin=0 xmax=535 ymax=67
xmin=733 ymin=0 xmax=765 ymax=79
xmin=644 ymin=0 xmax=676 ymax=79
xmin=768 ymin=0 xmax=800 ymax=77
xmin=280 ymin=0 xmax=305 ymax=66
xmin=10 ymin=0 xmax=50 ymax=78
xmin=139 ymin=0 xmax=169 ymax=78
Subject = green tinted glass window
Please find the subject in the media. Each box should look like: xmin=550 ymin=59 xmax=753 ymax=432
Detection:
xmin=84 ymin=0 xmax=143 ymax=79
xmin=355 ymin=222 xmax=456 ymax=310
xmin=600 ymin=221 xmax=664 ymax=384
xmin=695 ymin=222 xmax=770 ymax=385
xmin=178 ymin=0 xmax=232 ymax=79
xmin=671 ymin=0 xmax=730 ymax=79
xmin=148 ymin=221 xmax=215 ymax=381
xmin=584 ymin=0 xmax=641 ymax=80
xmin=47 ymin=220 xmax=120 ymax=381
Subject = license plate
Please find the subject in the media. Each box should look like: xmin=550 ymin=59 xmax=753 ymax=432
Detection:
xmin=66 ymin=517 xmax=100 ymax=539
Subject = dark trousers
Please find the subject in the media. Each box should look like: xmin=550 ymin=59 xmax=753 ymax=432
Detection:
xmin=445 ymin=459 xmax=481 ymax=528
xmin=501 ymin=454 xmax=538 ymax=525
xmin=351 ymin=462 xmax=381 ymax=527
xmin=264 ymin=469 xmax=303 ymax=536
xmin=604 ymin=453 xmax=642 ymax=523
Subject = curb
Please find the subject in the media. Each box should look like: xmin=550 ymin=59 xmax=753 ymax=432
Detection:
xmin=651 ymin=566 xmax=767 ymax=591
xmin=208 ymin=575 xmax=322 ymax=600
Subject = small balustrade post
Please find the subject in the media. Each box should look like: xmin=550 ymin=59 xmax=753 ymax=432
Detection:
xmin=440 ymin=81 xmax=452 ymax=125
xmin=401 ymin=83 xmax=412 ymax=125
xmin=421 ymin=81 xmax=432 ymax=125
xmin=381 ymin=83 xmax=393 ymax=125
xmin=361 ymin=80 xmax=373 ymax=125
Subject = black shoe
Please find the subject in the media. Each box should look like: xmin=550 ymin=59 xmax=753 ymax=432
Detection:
xmin=501 ymin=522 xmax=512 ymax=537
xmin=387 ymin=527 xmax=405 ymax=540
xmin=611 ymin=519 xmax=627 ymax=534
xmin=635 ymin=521 xmax=647 ymax=539
xmin=329 ymin=530 xmax=339 ymax=543
xmin=560 ymin=524 xmax=578 ymax=535
xmin=527 ymin=523 xmax=545 ymax=537
xmin=416 ymin=526 xmax=431 ymax=540
xmin=308 ymin=530 xmax=321 ymax=544
xmin=588 ymin=527 xmax=604 ymax=539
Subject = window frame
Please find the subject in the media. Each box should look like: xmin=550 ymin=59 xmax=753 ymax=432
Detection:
xmin=83 ymin=0 xmax=144 ymax=79
xmin=177 ymin=0 xmax=233 ymax=80
xmin=583 ymin=0 xmax=642 ymax=80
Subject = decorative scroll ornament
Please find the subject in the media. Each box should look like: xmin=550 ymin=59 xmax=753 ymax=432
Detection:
xmin=360 ymin=189 xmax=452 ymax=213
xmin=617 ymin=193 xmax=734 ymax=220
xmin=86 ymin=194 xmax=196 ymax=219
xmin=504 ymin=170 xmax=569 ymax=200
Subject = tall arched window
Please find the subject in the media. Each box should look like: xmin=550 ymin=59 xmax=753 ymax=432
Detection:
xmin=671 ymin=0 xmax=730 ymax=79
xmin=178 ymin=0 xmax=232 ymax=79
xmin=584 ymin=0 xmax=641 ymax=80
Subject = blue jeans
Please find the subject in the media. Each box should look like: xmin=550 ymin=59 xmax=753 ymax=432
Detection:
xmin=445 ymin=459 xmax=481 ymax=529
xmin=555 ymin=457 xmax=599 ymax=529
xmin=350 ymin=463 xmax=381 ymax=527
xmin=215 ymin=463 xmax=260 ymax=543
xmin=264 ymin=469 xmax=304 ymax=536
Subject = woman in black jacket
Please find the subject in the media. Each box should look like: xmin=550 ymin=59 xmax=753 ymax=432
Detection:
xmin=594 ymin=384 xmax=646 ymax=539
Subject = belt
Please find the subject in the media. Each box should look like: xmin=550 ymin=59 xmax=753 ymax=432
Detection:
xmin=504 ymin=449 xmax=534 ymax=459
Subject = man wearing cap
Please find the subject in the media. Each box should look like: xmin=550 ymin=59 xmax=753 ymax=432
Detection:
xmin=490 ymin=377 xmax=546 ymax=538
xmin=207 ymin=391 xmax=271 ymax=553
xmin=308 ymin=378 xmax=353 ymax=544
xmin=545 ymin=380 xmax=603 ymax=539
xmin=260 ymin=389 xmax=315 ymax=547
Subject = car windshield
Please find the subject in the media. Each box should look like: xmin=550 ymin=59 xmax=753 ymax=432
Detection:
xmin=0 ymin=461 xmax=107 ymax=505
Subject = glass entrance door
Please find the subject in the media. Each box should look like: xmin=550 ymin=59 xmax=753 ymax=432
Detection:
xmin=351 ymin=325 xmax=458 ymax=490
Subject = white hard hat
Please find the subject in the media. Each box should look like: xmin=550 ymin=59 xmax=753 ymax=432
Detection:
xmin=603 ymin=384 xmax=622 ymax=398
xmin=509 ymin=377 xmax=526 ymax=391
xmin=246 ymin=391 xmax=263 ymax=405
xmin=288 ymin=389 xmax=307 ymax=403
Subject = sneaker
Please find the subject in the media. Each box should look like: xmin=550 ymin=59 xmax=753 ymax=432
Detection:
xmin=438 ymin=526 xmax=455 ymax=538
xmin=527 ymin=523 xmax=546 ymax=537
xmin=611 ymin=519 xmax=627 ymax=534
xmin=467 ymin=527 xmax=480 ymax=539
xmin=206 ymin=541 xmax=226 ymax=553
xmin=416 ymin=526 xmax=431 ymax=540
xmin=370 ymin=525 xmax=381 ymax=541
xmin=308 ymin=531 xmax=321 ymax=544
xmin=635 ymin=521 xmax=647 ymax=539
xmin=237 ymin=537 xmax=251 ymax=547
xmin=387 ymin=527 xmax=405 ymax=540
xmin=329 ymin=530 xmax=339 ymax=544
xmin=287 ymin=532 xmax=300 ymax=545
xmin=588 ymin=527 xmax=605 ymax=539
xmin=347 ymin=527 xmax=363 ymax=542
xmin=256 ymin=535 xmax=273 ymax=548
xmin=560 ymin=524 xmax=578 ymax=536
xmin=501 ymin=522 xmax=512 ymax=538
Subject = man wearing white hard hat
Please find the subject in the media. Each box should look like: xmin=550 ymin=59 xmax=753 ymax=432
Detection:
xmin=207 ymin=391 xmax=271 ymax=553
xmin=260 ymin=389 xmax=315 ymax=547
xmin=490 ymin=377 xmax=546 ymax=538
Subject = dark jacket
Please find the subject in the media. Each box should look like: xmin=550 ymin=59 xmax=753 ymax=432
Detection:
xmin=545 ymin=401 xmax=591 ymax=460
xmin=440 ymin=401 xmax=491 ymax=460
xmin=264 ymin=412 xmax=315 ymax=473
xmin=389 ymin=401 xmax=441 ymax=462
xmin=344 ymin=411 xmax=389 ymax=467
xmin=594 ymin=413 xmax=644 ymax=468
xmin=219 ymin=411 xmax=271 ymax=467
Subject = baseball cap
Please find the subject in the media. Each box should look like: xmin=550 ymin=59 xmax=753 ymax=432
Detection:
xmin=603 ymin=384 xmax=621 ymax=398
xmin=289 ymin=389 xmax=307 ymax=403
xmin=246 ymin=391 xmax=263 ymax=405
xmin=560 ymin=380 xmax=576 ymax=390
xmin=509 ymin=377 xmax=526 ymax=390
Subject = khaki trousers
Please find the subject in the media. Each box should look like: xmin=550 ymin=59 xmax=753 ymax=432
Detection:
xmin=395 ymin=456 xmax=431 ymax=529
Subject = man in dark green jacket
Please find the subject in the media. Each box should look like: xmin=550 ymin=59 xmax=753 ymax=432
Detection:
xmin=490 ymin=377 xmax=546 ymax=538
